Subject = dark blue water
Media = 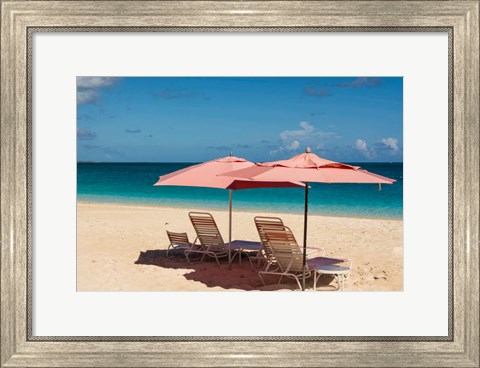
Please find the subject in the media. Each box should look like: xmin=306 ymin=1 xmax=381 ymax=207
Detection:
xmin=77 ymin=162 xmax=403 ymax=219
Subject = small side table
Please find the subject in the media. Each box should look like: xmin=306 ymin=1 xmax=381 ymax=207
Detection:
xmin=313 ymin=265 xmax=351 ymax=291
xmin=228 ymin=240 xmax=262 ymax=264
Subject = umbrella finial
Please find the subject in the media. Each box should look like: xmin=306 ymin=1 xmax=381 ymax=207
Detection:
xmin=229 ymin=151 xmax=233 ymax=157
xmin=306 ymin=147 xmax=311 ymax=153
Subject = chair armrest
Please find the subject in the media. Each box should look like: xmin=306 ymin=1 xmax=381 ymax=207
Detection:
xmin=342 ymin=258 xmax=353 ymax=269
xmin=303 ymin=247 xmax=325 ymax=257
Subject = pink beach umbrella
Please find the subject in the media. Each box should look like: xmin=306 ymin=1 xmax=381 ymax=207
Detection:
xmin=221 ymin=148 xmax=396 ymax=289
xmin=153 ymin=155 xmax=304 ymax=263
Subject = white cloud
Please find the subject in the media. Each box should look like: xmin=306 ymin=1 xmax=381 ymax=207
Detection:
xmin=355 ymin=137 xmax=401 ymax=160
xmin=299 ymin=121 xmax=314 ymax=132
xmin=280 ymin=121 xmax=314 ymax=140
xmin=76 ymin=77 xmax=121 ymax=105
xmin=380 ymin=137 xmax=399 ymax=152
xmin=286 ymin=140 xmax=300 ymax=151
xmin=355 ymin=139 xmax=367 ymax=151
xmin=355 ymin=139 xmax=372 ymax=159
xmin=77 ymin=77 xmax=119 ymax=89
xmin=270 ymin=121 xmax=339 ymax=157
xmin=283 ymin=121 xmax=337 ymax=141
xmin=77 ymin=90 xmax=99 ymax=105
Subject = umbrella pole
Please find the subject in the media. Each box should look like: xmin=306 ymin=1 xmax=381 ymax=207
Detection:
xmin=302 ymin=182 xmax=309 ymax=291
xmin=228 ymin=189 xmax=233 ymax=267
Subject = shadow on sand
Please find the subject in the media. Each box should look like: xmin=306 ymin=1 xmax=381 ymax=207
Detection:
xmin=135 ymin=249 xmax=336 ymax=291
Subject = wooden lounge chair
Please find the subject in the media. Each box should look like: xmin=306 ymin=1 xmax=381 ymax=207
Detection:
xmin=254 ymin=216 xmax=324 ymax=270
xmin=165 ymin=230 xmax=194 ymax=258
xmin=186 ymin=212 xmax=231 ymax=266
xmin=260 ymin=226 xmax=351 ymax=291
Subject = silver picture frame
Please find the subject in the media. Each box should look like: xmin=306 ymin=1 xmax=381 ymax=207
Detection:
xmin=1 ymin=1 xmax=478 ymax=367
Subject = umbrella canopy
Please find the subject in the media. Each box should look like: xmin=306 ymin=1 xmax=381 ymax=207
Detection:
xmin=221 ymin=148 xmax=396 ymax=289
xmin=220 ymin=152 xmax=394 ymax=184
xmin=155 ymin=155 xmax=304 ymax=190
xmin=154 ymin=155 xmax=304 ymax=264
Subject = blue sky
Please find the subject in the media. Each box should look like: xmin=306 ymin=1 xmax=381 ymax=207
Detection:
xmin=77 ymin=77 xmax=403 ymax=163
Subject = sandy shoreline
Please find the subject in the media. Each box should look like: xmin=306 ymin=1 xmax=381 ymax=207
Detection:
xmin=77 ymin=200 xmax=403 ymax=221
xmin=77 ymin=202 xmax=403 ymax=291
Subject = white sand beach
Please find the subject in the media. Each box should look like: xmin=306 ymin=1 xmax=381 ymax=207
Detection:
xmin=77 ymin=202 xmax=403 ymax=291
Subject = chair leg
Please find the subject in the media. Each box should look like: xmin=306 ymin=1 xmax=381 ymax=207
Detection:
xmin=264 ymin=262 xmax=271 ymax=272
xmin=293 ymin=276 xmax=302 ymax=291
xmin=258 ymin=272 xmax=266 ymax=286
xmin=242 ymin=251 xmax=254 ymax=269
xmin=247 ymin=256 xmax=256 ymax=270
xmin=334 ymin=274 xmax=345 ymax=291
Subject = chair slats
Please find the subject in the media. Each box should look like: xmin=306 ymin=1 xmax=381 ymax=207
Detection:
xmin=166 ymin=231 xmax=190 ymax=246
xmin=187 ymin=212 xmax=229 ymax=266
xmin=254 ymin=216 xmax=285 ymax=268
xmin=165 ymin=230 xmax=192 ymax=257
xmin=189 ymin=212 xmax=226 ymax=252
xmin=261 ymin=226 xmax=351 ymax=291
xmin=262 ymin=226 xmax=304 ymax=273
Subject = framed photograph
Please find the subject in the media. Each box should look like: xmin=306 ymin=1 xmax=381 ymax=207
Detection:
xmin=1 ymin=1 xmax=478 ymax=367
xmin=76 ymin=76 xmax=403 ymax=293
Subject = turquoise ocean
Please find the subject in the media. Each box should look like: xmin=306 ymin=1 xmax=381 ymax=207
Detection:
xmin=77 ymin=162 xmax=403 ymax=219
